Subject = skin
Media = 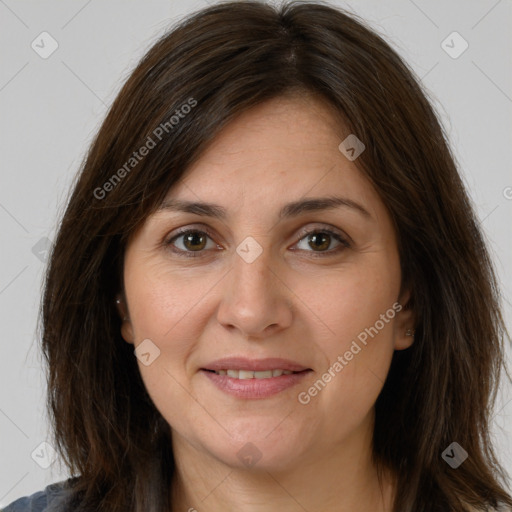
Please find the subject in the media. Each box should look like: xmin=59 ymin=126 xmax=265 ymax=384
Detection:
xmin=118 ymin=94 xmax=415 ymax=512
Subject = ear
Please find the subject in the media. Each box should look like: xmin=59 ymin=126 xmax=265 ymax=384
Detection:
xmin=394 ymin=288 xmax=415 ymax=350
xmin=115 ymin=293 xmax=135 ymax=345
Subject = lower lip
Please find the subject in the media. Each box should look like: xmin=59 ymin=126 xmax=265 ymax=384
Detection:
xmin=200 ymin=369 xmax=312 ymax=399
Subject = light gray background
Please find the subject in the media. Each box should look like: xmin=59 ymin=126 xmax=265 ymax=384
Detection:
xmin=1 ymin=0 xmax=511 ymax=504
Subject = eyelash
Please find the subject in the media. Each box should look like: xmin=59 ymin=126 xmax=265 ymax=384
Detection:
xmin=164 ymin=225 xmax=351 ymax=259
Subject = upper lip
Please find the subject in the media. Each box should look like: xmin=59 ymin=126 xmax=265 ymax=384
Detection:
xmin=202 ymin=357 xmax=311 ymax=372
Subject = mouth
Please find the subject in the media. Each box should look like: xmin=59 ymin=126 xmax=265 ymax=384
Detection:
xmin=199 ymin=357 xmax=313 ymax=399
xmin=202 ymin=356 xmax=310 ymax=373
xmin=202 ymin=368 xmax=308 ymax=379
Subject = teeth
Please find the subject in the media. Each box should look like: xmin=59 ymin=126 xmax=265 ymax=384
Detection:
xmin=214 ymin=369 xmax=295 ymax=379
xmin=255 ymin=370 xmax=273 ymax=379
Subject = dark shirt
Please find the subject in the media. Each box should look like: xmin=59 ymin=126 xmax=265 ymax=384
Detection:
xmin=1 ymin=480 xmax=73 ymax=512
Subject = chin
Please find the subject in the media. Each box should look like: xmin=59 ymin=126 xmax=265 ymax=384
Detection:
xmin=204 ymin=431 xmax=304 ymax=473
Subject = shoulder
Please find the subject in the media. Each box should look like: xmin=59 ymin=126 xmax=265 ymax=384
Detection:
xmin=1 ymin=478 xmax=75 ymax=512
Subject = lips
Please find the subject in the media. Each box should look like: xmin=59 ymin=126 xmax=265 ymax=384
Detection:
xmin=201 ymin=368 xmax=311 ymax=398
xmin=207 ymin=369 xmax=298 ymax=379
xmin=200 ymin=357 xmax=313 ymax=399
xmin=202 ymin=357 xmax=310 ymax=373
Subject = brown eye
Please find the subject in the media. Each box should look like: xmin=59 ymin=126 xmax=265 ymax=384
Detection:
xmin=166 ymin=228 xmax=218 ymax=257
xmin=182 ymin=231 xmax=207 ymax=251
xmin=165 ymin=225 xmax=350 ymax=259
xmin=307 ymin=232 xmax=331 ymax=251
xmin=293 ymin=228 xmax=350 ymax=256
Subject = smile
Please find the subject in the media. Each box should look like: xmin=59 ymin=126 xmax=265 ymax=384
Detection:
xmin=200 ymin=368 xmax=312 ymax=399
xmin=207 ymin=369 xmax=297 ymax=379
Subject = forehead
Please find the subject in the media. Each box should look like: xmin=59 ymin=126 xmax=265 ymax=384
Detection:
xmin=165 ymin=95 xmax=378 ymax=213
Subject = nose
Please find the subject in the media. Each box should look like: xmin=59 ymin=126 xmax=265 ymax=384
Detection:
xmin=215 ymin=242 xmax=293 ymax=339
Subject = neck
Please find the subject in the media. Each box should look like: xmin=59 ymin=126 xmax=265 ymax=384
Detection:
xmin=169 ymin=418 xmax=395 ymax=512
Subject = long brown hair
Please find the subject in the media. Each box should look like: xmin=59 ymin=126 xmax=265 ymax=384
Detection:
xmin=40 ymin=1 xmax=512 ymax=510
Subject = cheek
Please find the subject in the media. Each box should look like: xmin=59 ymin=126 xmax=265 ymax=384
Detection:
xmin=308 ymin=260 xmax=398 ymax=346
xmin=304 ymin=262 xmax=398 ymax=411
xmin=125 ymin=266 xmax=209 ymax=427
xmin=123 ymin=263 xmax=213 ymax=403
xmin=125 ymin=261 xmax=219 ymax=341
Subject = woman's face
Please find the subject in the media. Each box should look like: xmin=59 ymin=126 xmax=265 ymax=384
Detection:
xmin=120 ymin=95 xmax=414 ymax=472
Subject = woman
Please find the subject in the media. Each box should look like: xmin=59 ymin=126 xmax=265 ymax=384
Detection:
xmin=4 ymin=1 xmax=511 ymax=511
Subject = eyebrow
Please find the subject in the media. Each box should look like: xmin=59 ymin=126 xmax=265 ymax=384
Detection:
xmin=157 ymin=196 xmax=372 ymax=220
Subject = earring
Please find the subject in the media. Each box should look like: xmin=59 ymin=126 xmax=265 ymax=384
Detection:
xmin=405 ymin=328 xmax=415 ymax=337
xmin=115 ymin=297 xmax=127 ymax=320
